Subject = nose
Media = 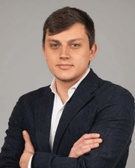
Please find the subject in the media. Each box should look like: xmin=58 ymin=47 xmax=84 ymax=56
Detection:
xmin=59 ymin=46 xmax=69 ymax=59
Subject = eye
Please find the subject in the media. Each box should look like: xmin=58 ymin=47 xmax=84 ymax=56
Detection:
xmin=71 ymin=43 xmax=81 ymax=48
xmin=50 ymin=43 xmax=60 ymax=49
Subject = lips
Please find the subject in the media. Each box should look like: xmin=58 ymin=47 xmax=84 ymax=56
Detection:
xmin=56 ymin=64 xmax=73 ymax=70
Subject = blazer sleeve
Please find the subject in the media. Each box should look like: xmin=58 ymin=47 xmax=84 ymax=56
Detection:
xmin=0 ymin=98 xmax=25 ymax=168
xmin=31 ymin=89 xmax=135 ymax=168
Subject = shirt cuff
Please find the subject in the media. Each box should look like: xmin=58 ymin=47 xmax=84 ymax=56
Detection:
xmin=28 ymin=155 xmax=33 ymax=168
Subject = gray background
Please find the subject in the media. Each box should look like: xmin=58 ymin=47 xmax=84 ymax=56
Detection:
xmin=0 ymin=0 xmax=135 ymax=167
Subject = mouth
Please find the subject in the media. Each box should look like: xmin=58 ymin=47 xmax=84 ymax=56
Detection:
xmin=56 ymin=64 xmax=73 ymax=70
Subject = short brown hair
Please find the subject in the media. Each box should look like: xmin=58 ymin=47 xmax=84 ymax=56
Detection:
xmin=42 ymin=6 xmax=95 ymax=48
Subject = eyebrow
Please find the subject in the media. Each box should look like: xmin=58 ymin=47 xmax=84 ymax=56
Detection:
xmin=46 ymin=38 xmax=83 ymax=43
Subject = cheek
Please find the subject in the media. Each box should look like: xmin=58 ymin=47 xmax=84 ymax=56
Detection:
xmin=45 ymin=58 xmax=53 ymax=66
xmin=74 ymin=52 xmax=90 ymax=63
xmin=44 ymin=50 xmax=53 ymax=61
xmin=45 ymin=55 xmax=57 ymax=68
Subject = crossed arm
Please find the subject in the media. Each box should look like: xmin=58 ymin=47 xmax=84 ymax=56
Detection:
xmin=0 ymin=88 xmax=134 ymax=168
xmin=19 ymin=131 xmax=102 ymax=168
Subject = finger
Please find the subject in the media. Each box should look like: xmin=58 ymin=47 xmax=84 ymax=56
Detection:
xmin=82 ymin=133 xmax=101 ymax=140
xmin=69 ymin=133 xmax=103 ymax=158
xmin=74 ymin=142 xmax=101 ymax=158
xmin=22 ymin=130 xmax=35 ymax=153
xmin=83 ymin=142 xmax=101 ymax=148
xmin=78 ymin=143 xmax=100 ymax=155
xmin=74 ymin=146 xmax=92 ymax=158
xmin=75 ymin=134 xmax=102 ymax=146
xmin=80 ymin=133 xmax=100 ymax=142
xmin=22 ymin=130 xmax=31 ymax=143
xmin=75 ymin=139 xmax=102 ymax=150
xmin=90 ymin=143 xmax=100 ymax=149
xmin=74 ymin=139 xmax=98 ymax=148
xmin=83 ymin=138 xmax=103 ymax=144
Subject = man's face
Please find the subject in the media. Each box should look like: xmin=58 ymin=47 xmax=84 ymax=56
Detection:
xmin=43 ymin=23 xmax=97 ymax=85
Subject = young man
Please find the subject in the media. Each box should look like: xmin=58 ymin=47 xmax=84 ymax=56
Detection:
xmin=0 ymin=7 xmax=134 ymax=168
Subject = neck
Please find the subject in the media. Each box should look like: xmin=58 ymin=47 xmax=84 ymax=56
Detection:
xmin=55 ymin=79 xmax=78 ymax=104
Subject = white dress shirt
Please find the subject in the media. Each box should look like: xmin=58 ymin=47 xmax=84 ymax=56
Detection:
xmin=28 ymin=68 xmax=90 ymax=167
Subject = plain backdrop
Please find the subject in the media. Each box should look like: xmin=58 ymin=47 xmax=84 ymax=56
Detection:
xmin=0 ymin=0 xmax=135 ymax=167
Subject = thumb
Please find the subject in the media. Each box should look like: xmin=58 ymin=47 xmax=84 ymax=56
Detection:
xmin=22 ymin=130 xmax=35 ymax=153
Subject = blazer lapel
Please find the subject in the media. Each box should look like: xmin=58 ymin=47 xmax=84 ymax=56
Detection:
xmin=53 ymin=69 xmax=101 ymax=153
xmin=34 ymin=87 xmax=54 ymax=152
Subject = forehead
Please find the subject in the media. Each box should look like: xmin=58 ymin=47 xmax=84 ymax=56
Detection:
xmin=45 ymin=23 xmax=88 ymax=42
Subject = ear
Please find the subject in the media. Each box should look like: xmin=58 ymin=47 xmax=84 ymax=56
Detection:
xmin=89 ymin=43 xmax=97 ymax=61
xmin=42 ymin=45 xmax=46 ymax=60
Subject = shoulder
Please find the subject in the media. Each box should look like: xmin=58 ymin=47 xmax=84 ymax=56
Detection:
xmin=80 ymin=69 xmax=134 ymax=103
xmin=87 ymin=69 xmax=134 ymax=108
xmin=18 ymin=85 xmax=52 ymax=104
xmin=101 ymin=80 xmax=134 ymax=99
xmin=96 ymin=79 xmax=134 ymax=112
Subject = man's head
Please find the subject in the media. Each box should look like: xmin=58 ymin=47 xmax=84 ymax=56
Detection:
xmin=42 ymin=7 xmax=97 ymax=86
xmin=42 ymin=6 xmax=95 ymax=49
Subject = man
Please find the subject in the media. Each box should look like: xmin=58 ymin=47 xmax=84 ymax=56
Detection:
xmin=0 ymin=6 xmax=134 ymax=168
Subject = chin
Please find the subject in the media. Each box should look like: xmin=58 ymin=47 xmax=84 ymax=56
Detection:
xmin=58 ymin=77 xmax=73 ymax=82
xmin=56 ymin=76 xmax=79 ymax=83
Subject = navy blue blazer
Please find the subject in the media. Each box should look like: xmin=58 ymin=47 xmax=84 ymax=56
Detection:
xmin=0 ymin=69 xmax=134 ymax=168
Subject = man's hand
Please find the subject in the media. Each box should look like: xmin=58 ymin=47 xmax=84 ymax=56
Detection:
xmin=69 ymin=133 xmax=102 ymax=158
xmin=19 ymin=130 xmax=35 ymax=168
